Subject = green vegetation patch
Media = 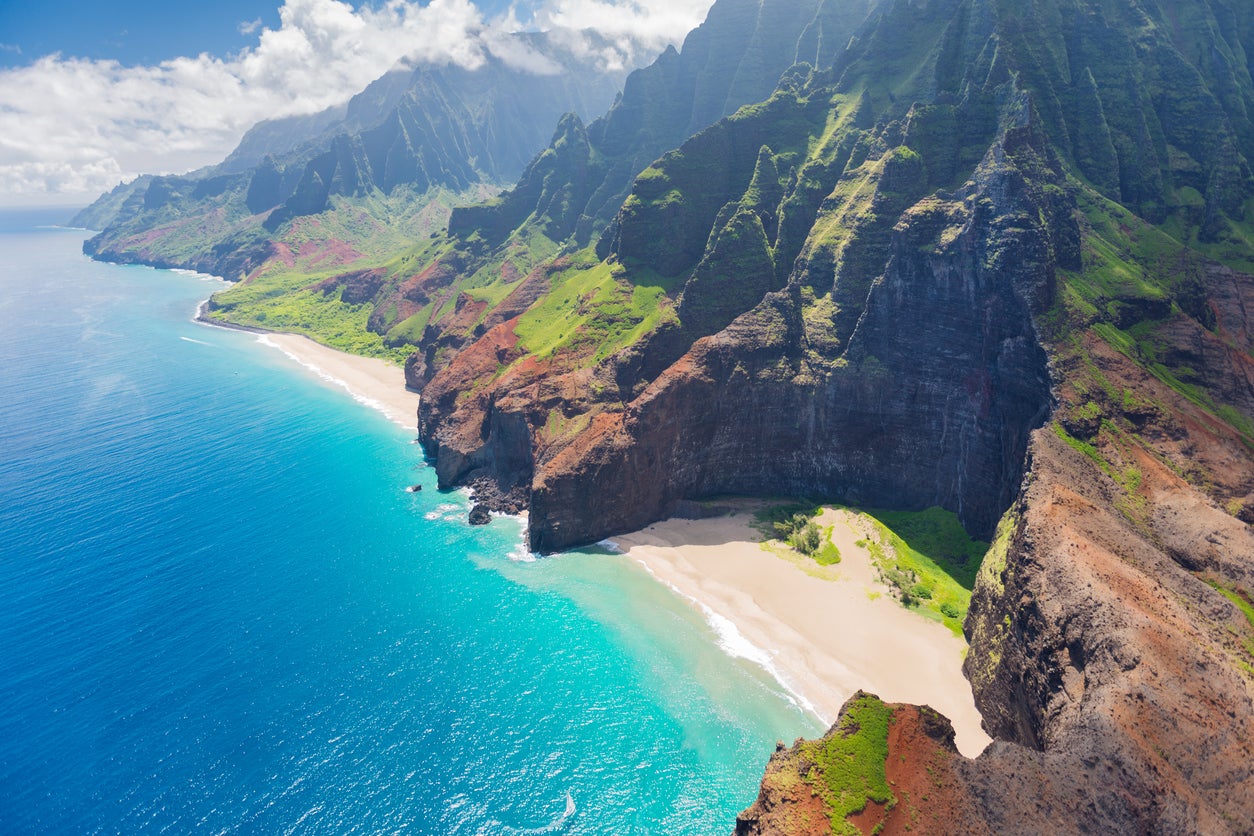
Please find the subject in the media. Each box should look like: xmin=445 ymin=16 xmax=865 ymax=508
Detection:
xmin=1208 ymin=580 xmax=1254 ymax=630
xmin=208 ymin=287 xmax=410 ymax=362
xmin=799 ymin=693 xmax=896 ymax=834
xmin=513 ymin=256 xmax=678 ymax=362
xmin=860 ymin=507 xmax=986 ymax=636
xmin=862 ymin=507 xmax=985 ymax=590
xmin=753 ymin=502 xmax=841 ymax=564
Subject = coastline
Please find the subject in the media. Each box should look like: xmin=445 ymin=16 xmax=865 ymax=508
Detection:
xmin=193 ymin=300 xmax=986 ymax=756
xmin=612 ymin=507 xmax=992 ymax=757
xmin=195 ymin=302 xmax=420 ymax=430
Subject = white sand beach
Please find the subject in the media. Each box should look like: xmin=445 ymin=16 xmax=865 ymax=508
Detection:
xmin=614 ymin=507 xmax=992 ymax=757
xmin=256 ymin=332 xmax=420 ymax=429
xmin=214 ymin=322 xmax=987 ymax=756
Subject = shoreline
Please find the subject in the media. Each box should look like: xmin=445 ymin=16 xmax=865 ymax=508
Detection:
xmin=195 ymin=303 xmax=421 ymax=430
xmin=193 ymin=301 xmax=987 ymax=756
xmin=611 ymin=507 xmax=992 ymax=757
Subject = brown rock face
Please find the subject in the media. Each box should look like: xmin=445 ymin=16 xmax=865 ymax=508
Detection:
xmin=956 ymin=429 xmax=1254 ymax=833
xmin=737 ymin=698 xmax=987 ymax=836
xmin=736 ymin=261 xmax=1254 ymax=833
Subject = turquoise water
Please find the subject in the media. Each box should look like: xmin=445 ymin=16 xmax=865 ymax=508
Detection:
xmin=0 ymin=211 xmax=820 ymax=834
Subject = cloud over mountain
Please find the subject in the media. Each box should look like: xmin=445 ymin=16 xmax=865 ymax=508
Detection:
xmin=0 ymin=0 xmax=713 ymax=205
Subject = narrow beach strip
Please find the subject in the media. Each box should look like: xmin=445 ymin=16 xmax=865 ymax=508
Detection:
xmin=614 ymin=509 xmax=992 ymax=757
xmin=256 ymin=333 xmax=420 ymax=429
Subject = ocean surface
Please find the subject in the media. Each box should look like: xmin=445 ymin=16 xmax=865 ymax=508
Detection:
xmin=0 ymin=209 xmax=820 ymax=834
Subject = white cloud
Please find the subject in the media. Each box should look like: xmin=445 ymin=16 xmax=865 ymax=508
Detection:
xmin=238 ymin=18 xmax=264 ymax=35
xmin=532 ymin=0 xmax=714 ymax=59
xmin=0 ymin=0 xmax=715 ymax=206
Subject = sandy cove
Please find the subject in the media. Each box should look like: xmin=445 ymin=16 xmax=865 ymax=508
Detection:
xmin=613 ymin=508 xmax=992 ymax=757
xmin=201 ymin=319 xmax=986 ymax=755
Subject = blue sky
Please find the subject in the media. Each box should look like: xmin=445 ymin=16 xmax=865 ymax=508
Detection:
xmin=0 ymin=0 xmax=515 ymax=68
xmin=0 ymin=0 xmax=712 ymax=206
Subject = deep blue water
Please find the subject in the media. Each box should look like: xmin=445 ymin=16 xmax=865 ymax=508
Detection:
xmin=0 ymin=212 xmax=819 ymax=834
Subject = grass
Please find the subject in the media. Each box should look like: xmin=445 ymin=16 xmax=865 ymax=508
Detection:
xmin=799 ymin=693 xmax=896 ymax=835
xmin=512 ymin=255 xmax=680 ymax=363
xmin=858 ymin=508 xmax=986 ymax=636
xmin=1208 ymin=580 xmax=1254 ymax=629
xmin=861 ymin=507 xmax=985 ymax=590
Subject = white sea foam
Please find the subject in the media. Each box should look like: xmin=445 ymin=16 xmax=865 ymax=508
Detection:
xmin=255 ymin=334 xmax=411 ymax=429
xmin=179 ymin=336 xmax=212 ymax=346
xmin=170 ymin=267 xmax=222 ymax=280
xmin=596 ymin=539 xmax=623 ymax=554
xmin=508 ymin=539 xmax=538 ymax=563
xmin=499 ymin=790 xmax=575 ymax=835
xmin=632 ymin=559 xmax=820 ymax=718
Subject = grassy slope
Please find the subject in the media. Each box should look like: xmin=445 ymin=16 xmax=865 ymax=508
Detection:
xmin=758 ymin=504 xmax=985 ymax=637
xmin=203 ymin=186 xmax=492 ymax=362
xmin=799 ymin=693 xmax=896 ymax=834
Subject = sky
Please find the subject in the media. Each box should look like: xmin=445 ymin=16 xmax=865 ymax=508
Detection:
xmin=0 ymin=0 xmax=714 ymax=207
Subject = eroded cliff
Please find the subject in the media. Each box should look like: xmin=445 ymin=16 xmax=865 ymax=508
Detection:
xmin=410 ymin=0 xmax=1254 ymax=829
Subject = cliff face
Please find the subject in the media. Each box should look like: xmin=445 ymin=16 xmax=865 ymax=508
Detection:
xmin=411 ymin=0 xmax=1254 ymax=829
xmin=420 ymin=0 xmax=1075 ymax=550
xmin=526 ymin=113 xmax=1062 ymax=549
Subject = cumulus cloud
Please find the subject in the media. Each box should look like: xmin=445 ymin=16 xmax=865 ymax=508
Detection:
xmin=0 ymin=0 xmax=714 ymax=206
xmin=530 ymin=0 xmax=714 ymax=67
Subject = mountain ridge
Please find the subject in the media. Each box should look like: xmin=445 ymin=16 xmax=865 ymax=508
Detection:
xmin=75 ymin=0 xmax=1254 ymax=830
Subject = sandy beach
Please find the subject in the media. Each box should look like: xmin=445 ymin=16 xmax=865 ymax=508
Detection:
xmin=613 ymin=507 xmax=992 ymax=757
xmin=254 ymin=333 xmax=420 ymax=429
xmin=200 ymin=321 xmax=986 ymax=755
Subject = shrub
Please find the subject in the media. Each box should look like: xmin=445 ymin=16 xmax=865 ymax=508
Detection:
xmin=790 ymin=522 xmax=822 ymax=556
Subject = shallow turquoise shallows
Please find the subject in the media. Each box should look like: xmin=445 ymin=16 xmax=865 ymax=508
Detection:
xmin=0 ymin=210 xmax=820 ymax=834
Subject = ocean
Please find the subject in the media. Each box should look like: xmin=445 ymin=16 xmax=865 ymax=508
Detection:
xmin=0 ymin=210 xmax=820 ymax=834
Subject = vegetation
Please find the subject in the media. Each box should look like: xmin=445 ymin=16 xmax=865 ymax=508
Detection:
xmin=859 ymin=507 xmax=986 ymax=636
xmin=512 ymin=255 xmax=681 ymax=362
xmin=799 ymin=693 xmax=896 ymax=835
xmin=754 ymin=502 xmax=840 ymax=564
xmin=1209 ymin=580 xmax=1254 ymax=630
xmin=773 ymin=512 xmax=821 ymax=554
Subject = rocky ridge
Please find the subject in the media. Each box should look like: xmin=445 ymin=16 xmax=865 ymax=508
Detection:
xmin=77 ymin=32 xmax=631 ymax=280
xmin=409 ymin=0 xmax=1254 ymax=829
xmin=76 ymin=0 xmax=1254 ymax=829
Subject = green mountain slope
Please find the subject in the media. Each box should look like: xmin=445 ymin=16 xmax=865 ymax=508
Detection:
xmin=78 ymin=32 xmax=632 ymax=283
xmin=81 ymin=0 xmax=1254 ymax=829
